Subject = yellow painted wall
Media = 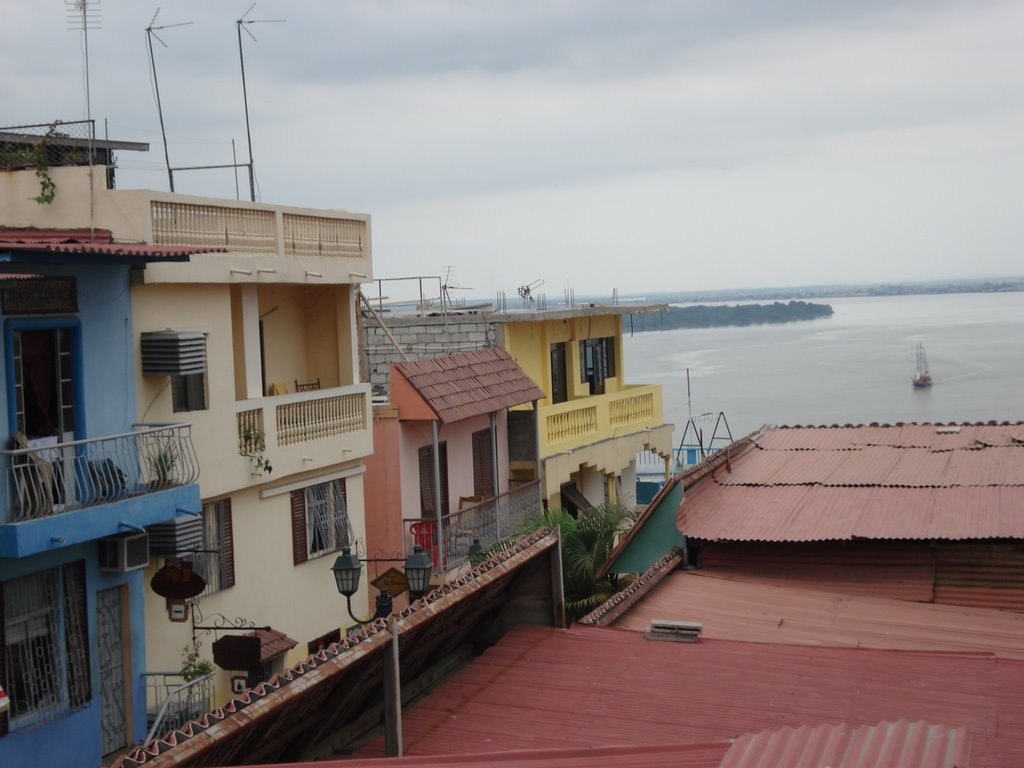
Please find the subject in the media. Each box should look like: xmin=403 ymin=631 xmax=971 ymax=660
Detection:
xmin=142 ymin=470 xmax=369 ymax=703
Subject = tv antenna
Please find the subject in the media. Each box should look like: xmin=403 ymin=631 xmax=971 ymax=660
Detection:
xmin=441 ymin=266 xmax=472 ymax=309
xmin=146 ymin=9 xmax=193 ymax=192
xmin=66 ymin=0 xmax=101 ymax=124
xmin=237 ymin=3 xmax=285 ymax=202
xmin=518 ymin=279 xmax=544 ymax=305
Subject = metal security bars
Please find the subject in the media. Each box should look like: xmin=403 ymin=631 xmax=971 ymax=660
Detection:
xmin=1 ymin=424 xmax=199 ymax=523
xmin=142 ymin=671 xmax=216 ymax=746
xmin=305 ymin=479 xmax=352 ymax=559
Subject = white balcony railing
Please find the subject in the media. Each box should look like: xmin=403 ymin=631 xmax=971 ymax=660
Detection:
xmin=235 ymin=385 xmax=369 ymax=454
xmin=1 ymin=424 xmax=198 ymax=523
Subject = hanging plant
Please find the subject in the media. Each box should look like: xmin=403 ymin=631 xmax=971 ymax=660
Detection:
xmin=28 ymin=123 xmax=65 ymax=205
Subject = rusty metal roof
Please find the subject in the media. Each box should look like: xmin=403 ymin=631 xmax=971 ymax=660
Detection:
xmin=356 ymin=624 xmax=1024 ymax=767
xmin=392 ymin=347 xmax=545 ymax=423
xmin=603 ymin=567 xmax=1024 ymax=660
xmin=0 ymin=227 xmax=224 ymax=261
xmin=113 ymin=531 xmax=561 ymax=768
xmin=721 ymin=720 xmax=970 ymax=768
xmin=677 ymin=423 xmax=1024 ymax=542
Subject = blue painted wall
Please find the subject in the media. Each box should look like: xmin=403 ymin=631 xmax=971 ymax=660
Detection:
xmin=0 ymin=261 xmax=198 ymax=766
xmin=0 ymin=543 xmax=150 ymax=766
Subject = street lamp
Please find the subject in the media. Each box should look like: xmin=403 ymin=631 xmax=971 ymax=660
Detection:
xmin=331 ymin=545 xmax=434 ymax=625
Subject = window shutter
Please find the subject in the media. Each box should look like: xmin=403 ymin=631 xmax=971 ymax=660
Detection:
xmin=221 ymin=499 xmax=235 ymax=588
xmin=0 ymin=579 xmax=7 ymax=737
xmin=62 ymin=561 xmax=91 ymax=709
xmin=419 ymin=445 xmax=435 ymax=516
xmin=439 ymin=443 xmax=450 ymax=515
xmin=291 ymin=490 xmax=308 ymax=565
xmin=472 ymin=430 xmax=494 ymax=499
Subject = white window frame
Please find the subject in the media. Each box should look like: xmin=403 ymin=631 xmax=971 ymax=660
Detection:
xmin=305 ymin=479 xmax=351 ymax=559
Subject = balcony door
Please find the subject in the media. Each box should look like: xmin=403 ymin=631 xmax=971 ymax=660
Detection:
xmin=9 ymin=325 xmax=82 ymax=512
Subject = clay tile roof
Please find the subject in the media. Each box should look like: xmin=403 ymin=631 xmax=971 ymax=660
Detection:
xmin=394 ymin=347 xmax=545 ymax=423
xmin=251 ymin=629 xmax=298 ymax=663
xmin=677 ymin=422 xmax=1024 ymax=543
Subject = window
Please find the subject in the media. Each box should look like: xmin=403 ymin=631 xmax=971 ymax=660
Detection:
xmin=580 ymin=337 xmax=616 ymax=395
xmin=291 ymin=480 xmax=351 ymax=565
xmin=1 ymin=562 xmax=90 ymax=733
xmin=418 ymin=443 xmax=449 ymax=517
xmin=194 ymin=499 xmax=235 ymax=596
xmin=472 ymin=429 xmax=495 ymax=499
xmin=171 ymin=372 xmax=207 ymax=412
xmin=550 ymin=343 xmax=567 ymax=404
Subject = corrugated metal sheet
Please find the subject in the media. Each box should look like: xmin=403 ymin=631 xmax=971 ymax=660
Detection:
xmin=933 ymin=542 xmax=1024 ymax=611
xmin=720 ymin=721 xmax=970 ymax=768
xmin=357 ymin=625 xmax=1024 ymax=767
xmin=611 ymin=570 xmax=1024 ymax=659
xmin=717 ymin=444 xmax=1024 ymax=487
xmin=679 ymin=484 xmax=1024 ymax=541
xmin=247 ymin=742 xmax=733 ymax=768
xmin=757 ymin=423 xmax=1024 ymax=452
xmin=699 ymin=541 xmax=936 ymax=601
xmin=394 ymin=348 xmax=546 ymax=424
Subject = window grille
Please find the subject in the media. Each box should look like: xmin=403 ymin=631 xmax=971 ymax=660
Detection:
xmin=192 ymin=500 xmax=235 ymax=597
xmin=2 ymin=563 xmax=90 ymax=729
xmin=305 ymin=480 xmax=351 ymax=558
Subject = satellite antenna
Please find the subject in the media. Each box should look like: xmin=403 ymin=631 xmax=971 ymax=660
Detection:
xmin=518 ymin=279 xmax=545 ymax=305
xmin=146 ymin=9 xmax=193 ymax=192
xmin=236 ymin=3 xmax=285 ymax=202
xmin=66 ymin=0 xmax=101 ymax=123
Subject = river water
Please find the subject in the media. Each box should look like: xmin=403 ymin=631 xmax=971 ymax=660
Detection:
xmin=623 ymin=292 xmax=1024 ymax=444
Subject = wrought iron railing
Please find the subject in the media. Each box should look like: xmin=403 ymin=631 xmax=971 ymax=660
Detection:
xmin=403 ymin=480 xmax=543 ymax=571
xmin=1 ymin=424 xmax=199 ymax=523
xmin=142 ymin=671 xmax=216 ymax=746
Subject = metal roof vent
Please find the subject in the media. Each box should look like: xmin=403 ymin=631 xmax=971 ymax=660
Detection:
xmin=935 ymin=426 xmax=961 ymax=435
xmin=141 ymin=331 xmax=206 ymax=376
xmin=645 ymin=619 xmax=703 ymax=643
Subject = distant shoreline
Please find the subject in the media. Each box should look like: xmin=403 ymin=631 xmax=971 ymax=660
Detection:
xmin=631 ymin=300 xmax=834 ymax=332
xmin=622 ymin=277 xmax=1024 ymax=306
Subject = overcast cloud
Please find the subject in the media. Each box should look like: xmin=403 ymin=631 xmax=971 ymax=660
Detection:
xmin=2 ymin=1 xmax=1022 ymax=296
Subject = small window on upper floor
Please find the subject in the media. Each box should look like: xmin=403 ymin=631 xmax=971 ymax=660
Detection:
xmin=172 ymin=372 xmax=208 ymax=412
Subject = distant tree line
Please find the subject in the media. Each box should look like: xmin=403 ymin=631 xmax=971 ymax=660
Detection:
xmin=633 ymin=300 xmax=834 ymax=331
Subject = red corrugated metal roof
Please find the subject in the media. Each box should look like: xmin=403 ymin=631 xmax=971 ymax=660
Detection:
xmin=0 ymin=227 xmax=224 ymax=259
xmin=246 ymin=742 xmax=733 ymax=768
xmin=393 ymin=348 xmax=545 ymax=424
xmin=356 ymin=624 xmax=1024 ymax=767
xmin=720 ymin=721 xmax=970 ymax=768
xmin=677 ymin=423 xmax=1024 ymax=543
xmin=679 ymin=485 xmax=1024 ymax=541
xmin=609 ymin=569 xmax=1024 ymax=659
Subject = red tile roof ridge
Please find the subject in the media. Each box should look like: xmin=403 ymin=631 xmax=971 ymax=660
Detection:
xmin=581 ymin=549 xmax=684 ymax=626
xmin=113 ymin=529 xmax=559 ymax=768
xmin=774 ymin=420 xmax=1024 ymax=429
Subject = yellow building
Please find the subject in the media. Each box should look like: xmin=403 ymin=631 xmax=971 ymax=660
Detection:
xmin=1 ymin=145 xmax=375 ymax=713
xmin=362 ymin=301 xmax=672 ymax=512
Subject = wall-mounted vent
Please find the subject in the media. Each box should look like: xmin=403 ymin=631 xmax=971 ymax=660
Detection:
xmin=645 ymin=619 xmax=702 ymax=643
xmin=147 ymin=515 xmax=204 ymax=556
xmin=141 ymin=331 xmax=206 ymax=376
xmin=99 ymin=532 xmax=150 ymax=573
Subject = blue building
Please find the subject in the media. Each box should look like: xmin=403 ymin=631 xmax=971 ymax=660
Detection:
xmin=0 ymin=230 xmax=203 ymax=765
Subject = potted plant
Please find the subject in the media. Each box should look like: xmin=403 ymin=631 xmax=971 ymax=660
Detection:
xmin=150 ymin=443 xmax=178 ymax=489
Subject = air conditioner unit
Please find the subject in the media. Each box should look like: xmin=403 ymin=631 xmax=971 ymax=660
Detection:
xmin=99 ymin=532 xmax=150 ymax=573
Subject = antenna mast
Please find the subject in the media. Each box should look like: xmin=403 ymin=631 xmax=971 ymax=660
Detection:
xmin=236 ymin=3 xmax=285 ymax=202
xmin=67 ymin=0 xmax=100 ymax=123
xmin=146 ymin=9 xmax=193 ymax=193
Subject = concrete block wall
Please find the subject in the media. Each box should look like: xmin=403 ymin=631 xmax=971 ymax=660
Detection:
xmin=361 ymin=311 xmax=503 ymax=396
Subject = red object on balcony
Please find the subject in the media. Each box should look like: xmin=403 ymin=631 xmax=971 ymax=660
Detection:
xmin=410 ymin=521 xmax=437 ymax=568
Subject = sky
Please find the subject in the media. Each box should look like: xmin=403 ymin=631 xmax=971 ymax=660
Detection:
xmin=2 ymin=1 xmax=1023 ymax=298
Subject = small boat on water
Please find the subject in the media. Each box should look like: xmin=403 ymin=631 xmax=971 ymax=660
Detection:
xmin=912 ymin=343 xmax=932 ymax=388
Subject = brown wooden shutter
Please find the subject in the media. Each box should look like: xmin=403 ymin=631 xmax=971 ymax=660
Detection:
xmin=291 ymin=490 xmax=308 ymax=565
xmin=472 ymin=430 xmax=494 ymax=499
xmin=62 ymin=560 xmax=91 ymax=709
xmin=439 ymin=443 xmax=450 ymax=515
xmin=419 ymin=445 xmax=434 ymax=516
xmin=221 ymin=499 xmax=236 ymax=588
xmin=0 ymin=578 xmax=7 ymax=737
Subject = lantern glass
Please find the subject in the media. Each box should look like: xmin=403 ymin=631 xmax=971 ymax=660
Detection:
xmin=331 ymin=547 xmax=362 ymax=597
xmin=403 ymin=544 xmax=433 ymax=596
